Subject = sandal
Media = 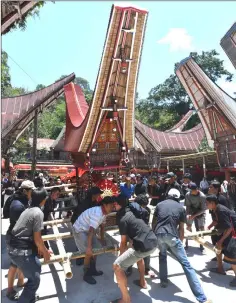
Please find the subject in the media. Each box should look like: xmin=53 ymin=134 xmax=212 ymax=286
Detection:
xmin=210 ymin=268 xmax=226 ymax=275
xmin=6 ymin=289 xmax=19 ymax=301
xmin=145 ymin=270 xmax=157 ymax=278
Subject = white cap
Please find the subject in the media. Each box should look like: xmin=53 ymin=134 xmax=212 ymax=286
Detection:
xmin=168 ymin=188 xmax=180 ymax=199
xmin=130 ymin=174 xmax=136 ymax=178
xmin=20 ymin=180 xmax=36 ymax=189
xmin=39 ymin=173 xmax=43 ymax=178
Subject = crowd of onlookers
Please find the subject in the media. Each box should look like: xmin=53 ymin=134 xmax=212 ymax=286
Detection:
xmin=1 ymin=170 xmax=236 ymax=303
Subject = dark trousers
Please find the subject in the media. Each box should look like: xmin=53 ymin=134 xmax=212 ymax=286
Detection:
xmin=144 ymin=255 xmax=150 ymax=271
xmin=10 ymin=254 xmax=41 ymax=303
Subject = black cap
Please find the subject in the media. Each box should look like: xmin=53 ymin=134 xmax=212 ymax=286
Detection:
xmin=165 ymin=172 xmax=175 ymax=179
xmin=183 ymin=173 xmax=192 ymax=180
xmin=189 ymin=182 xmax=198 ymax=190
xmin=90 ymin=187 xmax=103 ymax=195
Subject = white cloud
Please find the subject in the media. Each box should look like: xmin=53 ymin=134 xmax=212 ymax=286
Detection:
xmin=157 ymin=28 xmax=194 ymax=52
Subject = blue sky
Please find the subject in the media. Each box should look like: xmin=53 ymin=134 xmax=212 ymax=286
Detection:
xmin=2 ymin=1 xmax=236 ymax=99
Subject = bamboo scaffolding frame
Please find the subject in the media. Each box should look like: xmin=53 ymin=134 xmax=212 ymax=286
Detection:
xmin=49 ymin=215 xmax=73 ymax=279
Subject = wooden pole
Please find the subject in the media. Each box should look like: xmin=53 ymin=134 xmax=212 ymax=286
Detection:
xmin=31 ymin=109 xmax=38 ymax=179
xmin=203 ymin=156 xmax=206 ymax=178
xmin=182 ymin=159 xmax=185 ymax=174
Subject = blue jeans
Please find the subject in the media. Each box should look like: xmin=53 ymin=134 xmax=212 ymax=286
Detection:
xmin=10 ymin=254 xmax=41 ymax=303
xmin=156 ymin=233 xmax=207 ymax=303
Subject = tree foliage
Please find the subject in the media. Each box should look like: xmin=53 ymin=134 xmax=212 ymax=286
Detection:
xmin=136 ymin=50 xmax=234 ymax=131
xmin=3 ymin=1 xmax=45 ymax=34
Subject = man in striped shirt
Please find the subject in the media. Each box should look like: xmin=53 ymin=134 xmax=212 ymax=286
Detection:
xmin=73 ymin=196 xmax=114 ymax=284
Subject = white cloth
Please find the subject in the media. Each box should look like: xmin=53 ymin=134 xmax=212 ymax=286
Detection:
xmin=73 ymin=206 xmax=105 ymax=232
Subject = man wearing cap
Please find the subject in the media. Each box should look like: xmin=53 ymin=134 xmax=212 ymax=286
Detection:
xmin=134 ymin=174 xmax=147 ymax=196
xmin=185 ymin=183 xmax=207 ymax=251
xmin=152 ymin=189 xmax=211 ymax=303
xmin=165 ymin=172 xmax=183 ymax=200
xmin=72 ymin=196 xmax=114 ymax=284
xmin=4 ymin=180 xmax=35 ymax=300
xmin=182 ymin=173 xmax=192 ymax=196
xmin=120 ymin=177 xmax=135 ymax=199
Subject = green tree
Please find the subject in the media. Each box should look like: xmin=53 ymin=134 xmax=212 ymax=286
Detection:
xmin=136 ymin=50 xmax=234 ymax=131
xmin=1 ymin=51 xmax=11 ymax=97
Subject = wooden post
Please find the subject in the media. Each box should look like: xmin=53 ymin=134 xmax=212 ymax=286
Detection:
xmin=75 ymin=167 xmax=79 ymax=201
xmin=203 ymin=156 xmax=206 ymax=178
xmin=182 ymin=159 xmax=185 ymax=174
xmin=225 ymin=170 xmax=231 ymax=182
xmin=31 ymin=109 xmax=38 ymax=179
xmin=167 ymin=160 xmax=169 ymax=172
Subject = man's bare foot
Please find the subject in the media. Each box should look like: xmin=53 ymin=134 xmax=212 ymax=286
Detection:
xmin=133 ymin=279 xmax=147 ymax=289
xmin=210 ymin=267 xmax=226 ymax=275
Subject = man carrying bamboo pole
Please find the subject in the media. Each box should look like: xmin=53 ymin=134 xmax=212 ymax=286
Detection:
xmin=112 ymin=195 xmax=158 ymax=303
xmin=72 ymin=196 xmax=115 ymax=285
xmin=206 ymin=194 xmax=236 ymax=285
xmin=152 ymin=189 xmax=211 ymax=303
xmin=7 ymin=188 xmax=51 ymax=303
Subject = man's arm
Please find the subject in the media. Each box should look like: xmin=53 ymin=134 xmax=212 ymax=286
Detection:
xmin=217 ymin=227 xmax=233 ymax=248
xmin=178 ymin=222 xmax=185 ymax=242
xmin=119 ymin=235 xmax=128 ymax=255
xmin=34 ymin=232 xmax=50 ymax=261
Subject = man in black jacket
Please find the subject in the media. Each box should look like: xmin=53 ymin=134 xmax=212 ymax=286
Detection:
xmin=165 ymin=172 xmax=183 ymax=200
xmin=112 ymin=195 xmax=157 ymax=303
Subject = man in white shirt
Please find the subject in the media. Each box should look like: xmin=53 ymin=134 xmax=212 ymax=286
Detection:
xmin=73 ymin=196 xmax=114 ymax=284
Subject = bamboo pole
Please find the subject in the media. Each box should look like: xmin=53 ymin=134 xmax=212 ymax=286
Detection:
xmin=42 ymin=232 xmax=72 ymax=241
xmin=184 ymin=229 xmax=220 ymax=239
xmin=43 ymin=218 xmax=71 ymax=226
xmin=40 ymin=245 xmax=119 ymax=266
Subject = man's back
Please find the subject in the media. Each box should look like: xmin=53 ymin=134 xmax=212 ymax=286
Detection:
xmin=117 ymin=207 xmax=157 ymax=252
xmin=154 ymin=199 xmax=186 ymax=238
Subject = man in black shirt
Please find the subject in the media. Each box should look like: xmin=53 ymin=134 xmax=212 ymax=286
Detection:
xmin=152 ymin=189 xmax=210 ymax=303
xmin=134 ymin=174 xmax=147 ymax=196
xmin=164 ymin=172 xmax=183 ymax=200
xmin=206 ymin=194 xmax=236 ymax=282
xmin=42 ymin=187 xmax=61 ymax=249
xmin=112 ymin=195 xmax=157 ymax=303
xmin=208 ymin=181 xmax=231 ymax=209
xmin=148 ymin=175 xmax=161 ymax=206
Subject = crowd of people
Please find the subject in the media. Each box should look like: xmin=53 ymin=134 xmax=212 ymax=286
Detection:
xmin=1 ymin=171 xmax=236 ymax=303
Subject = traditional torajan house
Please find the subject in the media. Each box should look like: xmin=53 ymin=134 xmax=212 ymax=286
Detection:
xmin=62 ymin=4 xmax=148 ymax=184
xmin=220 ymin=22 xmax=236 ymax=69
xmin=1 ymin=74 xmax=75 ymax=173
xmin=1 ymin=1 xmax=40 ymax=35
xmin=176 ymin=57 xmax=236 ymax=180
